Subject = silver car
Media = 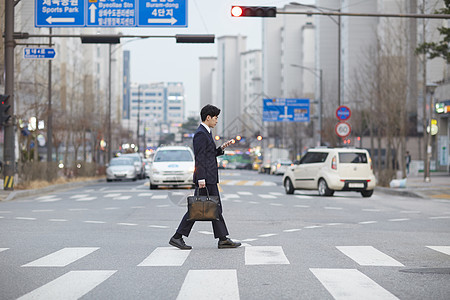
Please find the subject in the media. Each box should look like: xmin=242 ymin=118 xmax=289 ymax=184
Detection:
xmin=106 ymin=157 xmax=137 ymax=182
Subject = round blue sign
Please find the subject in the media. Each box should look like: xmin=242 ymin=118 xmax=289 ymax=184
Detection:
xmin=336 ymin=106 xmax=351 ymax=121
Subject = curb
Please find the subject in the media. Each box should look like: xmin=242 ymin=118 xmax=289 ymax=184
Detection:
xmin=374 ymin=186 xmax=423 ymax=198
xmin=0 ymin=179 xmax=104 ymax=202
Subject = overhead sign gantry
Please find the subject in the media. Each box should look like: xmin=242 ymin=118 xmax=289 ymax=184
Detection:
xmin=35 ymin=0 xmax=187 ymax=28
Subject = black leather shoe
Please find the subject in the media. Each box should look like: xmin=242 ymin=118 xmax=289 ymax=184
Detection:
xmin=218 ymin=238 xmax=241 ymax=249
xmin=169 ymin=237 xmax=192 ymax=250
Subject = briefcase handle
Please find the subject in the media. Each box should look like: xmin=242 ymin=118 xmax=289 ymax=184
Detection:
xmin=195 ymin=186 xmax=211 ymax=198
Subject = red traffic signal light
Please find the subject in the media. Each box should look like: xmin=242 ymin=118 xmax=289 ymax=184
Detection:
xmin=231 ymin=6 xmax=277 ymax=18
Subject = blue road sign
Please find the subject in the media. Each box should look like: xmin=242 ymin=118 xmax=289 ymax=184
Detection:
xmin=87 ymin=0 xmax=136 ymax=27
xmin=35 ymin=0 xmax=85 ymax=27
xmin=138 ymin=0 xmax=187 ymax=27
xmin=24 ymin=48 xmax=56 ymax=59
xmin=263 ymin=98 xmax=310 ymax=122
xmin=35 ymin=0 xmax=187 ymax=28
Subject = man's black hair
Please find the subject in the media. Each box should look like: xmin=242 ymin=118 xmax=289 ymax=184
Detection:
xmin=200 ymin=104 xmax=221 ymax=122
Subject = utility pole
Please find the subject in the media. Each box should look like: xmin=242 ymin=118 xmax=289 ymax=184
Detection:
xmin=47 ymin=28 xmax=53 ymax=181
xmin=3 ymin=0 xmax=15 ymax=190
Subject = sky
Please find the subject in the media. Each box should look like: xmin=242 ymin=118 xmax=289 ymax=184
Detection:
xmin=122 ymin=0 xmax=313 ymax=116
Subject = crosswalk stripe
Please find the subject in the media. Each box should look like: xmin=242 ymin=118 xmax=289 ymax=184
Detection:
xmin=22 ymin=247 xmax=99 ymax=267
xmin=310 ymin=268 xmax=398 ymax=300
xmin=237 ymin=191 xmax=253 ymax=195
xmin=245 ymin=246 xmax=290 ymax=265
xmin=176 ymin=270 xmax=239 ymax=300
xmin=0 ymin=248 xmax=9 ymax=253
xmin=336 ymin=246 xmax=404 ymax=266
xmin=426 ymin=246 xmax=450 ymax=256
xmin=104 ymin=193 xmax=121 ymax=198
xmin=152 ymin=195 xmax=168 ymax=199
xmin=138 ymin=247 xmax=191 ymax=266
xmin=17 ymin=270 xmax=116 ymax=300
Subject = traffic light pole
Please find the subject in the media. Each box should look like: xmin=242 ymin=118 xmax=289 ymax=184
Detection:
xmin=3 ymin=0 xmax=15 ymax=190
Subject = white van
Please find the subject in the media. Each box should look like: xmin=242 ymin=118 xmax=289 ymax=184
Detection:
xmin=282 ymin=148 xmax=376 ymax=197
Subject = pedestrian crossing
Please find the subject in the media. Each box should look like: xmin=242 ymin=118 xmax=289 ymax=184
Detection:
xmin=2 ymin=244 xmax=448 ymax=299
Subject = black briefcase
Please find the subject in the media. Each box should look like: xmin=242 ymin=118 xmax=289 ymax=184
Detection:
xmin=187 ymin=187 xmax=220 ymax=221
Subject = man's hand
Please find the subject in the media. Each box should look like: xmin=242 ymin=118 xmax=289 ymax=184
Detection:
xmin=198 ymin=179 xmax=206 ymax=188
xmin=221 ymin=139 xmax=235 ymax=150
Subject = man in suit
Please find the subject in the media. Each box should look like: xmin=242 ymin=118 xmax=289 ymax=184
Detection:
xmin=169 ymin=104 xmax=241 ymax=250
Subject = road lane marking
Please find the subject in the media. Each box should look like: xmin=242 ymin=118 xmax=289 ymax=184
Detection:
xmin=104 ymin=193 xmax=121 ymax=198
xmin=17 ymin=270 xmax=116 ymax=300
xmin=249 ymin=201 xmax=260 ymax=204
xmin=149 ymin=225 xmax=169 ymax=229
xmin=237 ymin=191 xmax=253 ymax=195
xmin=326 ymin=223 xmax=343 ymax=226
xmin=70 ymin=194 xmax=89 ymax=199
xmin=270 ymin=192 xmax=284 ymax=196
xmin=22 ymin=247 xmax=99 ymax=267
xmin=245 ymin=246 xmax=290 ymax=265
xmin=223 ymin=194 xmax=240 ymax=199
xmin=84 ymin=221 xmax=106 ymax=224
xmin=0 ymin=248 xmax=8 ymax=253
xmin=325 ymin=206 xmax=343 ymax=210
xmin=362 ymin=208 xmax=381 ymax=212
xmin=36 ymin=195 xmax=58 ymax=200
xmin=49 ymin=219 xmax=67 ymax=222
xmin=400 ymin=211 xmax=420 ymax=214
xmin=138 ymin=193 xmax=153 ymax=197
xmin=68 ymin=208 xmax=88 ymax=211
xmin=39 ymin=198 xmax=62 ymax=202
xmin=358 ymin=221 xmax=378 ymax=225
xmin=117 ymin=223 xmax=138 ymax=226
xmin=304 ymin=225 xmax=322 ymax=229
xmin=269 ymin=203 xmax=283 ymax=206
xmin=426 ymin=246 xmax=450 ymax=256
xmin=76 ymin=197 xmax=97 ymax=202
xmin=336 ymin=246 xmax=404 ymax=266
xmin=295 ymin=195 xmax=314 ymax=199
xmin=294 ymin=205 xmax=310 ymax=208
xmin=258 ymin=194 xmax=277 ymax=199
xmin=15 ymin=217 xmax=36 ymax=220
xmin=152 ymin=195 xmax=168 ymax=199
xmin=388 ymin=218 xmax=410 ymax=222
xmin=198 ymin=231 xmax=214 ymax=235
xmin=138 ymin=247 xmax=191 ymax=266
xmin=236 ymin=180 xmax=248 ymax=185
xmin=114 ymin=196 xmax=132 ymax=200
xmin=258 ymin=233 xmax=278 ymax=238
xmin=157 ymin=204 xmax=170 ymax=207
xmin=310 ymin=268 xmax=398 ymax=300
xmin=103 ymin=207 xmax=120 ymax=210
xmin=429 ymin=216 xmax=450 ymax=219
xmin=283 ymin=228 xmax=302 ymax=232
xmin=32 ymin=210 xmax=54 ymax=212
xmin=177 ymin=270 xmax=239 ymax=300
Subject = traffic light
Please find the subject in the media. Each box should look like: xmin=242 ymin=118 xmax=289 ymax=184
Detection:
xmin=231 ymin=6 xmax=277 ymax=18
xmin=0 ymin=95 xmax=11 ymax=126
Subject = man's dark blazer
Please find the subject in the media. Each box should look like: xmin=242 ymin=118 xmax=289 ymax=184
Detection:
xmin=192 ymin=124 xmax=224 ymax=185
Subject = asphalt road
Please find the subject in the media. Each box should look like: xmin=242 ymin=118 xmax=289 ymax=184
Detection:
xmin=0 ymin=170 xmax=449 ymax=299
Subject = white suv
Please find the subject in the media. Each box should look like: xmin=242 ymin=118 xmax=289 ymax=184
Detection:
xmin=149 ymin=146 xmax=195 ymax=189
xmin=282 ymin=148 xmax=376 ymax=197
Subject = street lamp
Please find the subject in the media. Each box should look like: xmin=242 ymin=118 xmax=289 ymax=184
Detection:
xmin=290 ymin=2 xmax=341 ymax=107
xmin=291 ymin=64 xmax=323 ymax=146
xmin=424 ymin=83 xmax=437 ymax=182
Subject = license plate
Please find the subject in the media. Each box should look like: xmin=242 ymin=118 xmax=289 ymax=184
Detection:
xmin=349 ymin=183 xmax=364 ymax=188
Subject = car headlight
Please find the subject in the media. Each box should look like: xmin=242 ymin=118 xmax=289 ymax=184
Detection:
xmin=188 ymin=167 xmax=195 ymax=173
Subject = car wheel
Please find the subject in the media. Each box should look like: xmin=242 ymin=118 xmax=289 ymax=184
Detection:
xmin=132 ymin=177 xmax=137 ymax=181
xmin=284 ymin=178 xmax=294 ymax=194
xmin=361 ymin=190 xmax=374 ymax=197
xmin=106 ymin=179 xmax=112 ymax=182
xmin=150 ymin=183 xmax=158 ymax=190
xmin=318 ymin=179 xmax=334 ymax=196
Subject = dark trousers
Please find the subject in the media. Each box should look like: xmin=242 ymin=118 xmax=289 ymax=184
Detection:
xmin=176 ymin=184 xmax=229 ymax=239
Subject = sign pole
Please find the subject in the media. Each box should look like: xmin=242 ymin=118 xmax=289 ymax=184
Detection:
xmin=47 ymin=28 xmax=53 ymax=181
xmin=3 ymin=0 xmax=15 ymax=190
